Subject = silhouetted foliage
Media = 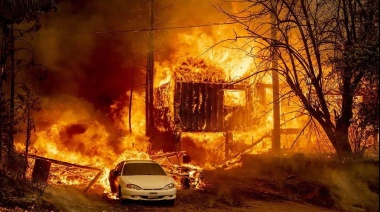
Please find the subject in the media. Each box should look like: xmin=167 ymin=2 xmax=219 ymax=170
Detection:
xmin=0 ymin=0 xmax=56 ymax=182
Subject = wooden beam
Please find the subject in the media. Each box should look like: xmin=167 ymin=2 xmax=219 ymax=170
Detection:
xmin=29 ymin=154 xmax=102 ymax=171
xmin=28 ymin=154 xmax=103 ymax=193
xmin=82 ymin=170 xmax=103 ymax=193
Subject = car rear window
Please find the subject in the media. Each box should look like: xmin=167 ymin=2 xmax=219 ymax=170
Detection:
xmin=122 ymin=163 xmax=167 ymax=176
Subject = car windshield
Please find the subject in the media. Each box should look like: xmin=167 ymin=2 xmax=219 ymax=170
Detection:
xmin=122 ymin=162 xmax=167 ymax=176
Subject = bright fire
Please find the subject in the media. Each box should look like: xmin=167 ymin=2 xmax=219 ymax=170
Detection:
xmin=224 ymin=89 xmax=247 ymax=108
xmin=15 ymin=5 xmax=321 ymax=193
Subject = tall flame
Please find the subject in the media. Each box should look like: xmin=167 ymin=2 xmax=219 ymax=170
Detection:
xmin=13 ymin=2 xmax=332 ymax=191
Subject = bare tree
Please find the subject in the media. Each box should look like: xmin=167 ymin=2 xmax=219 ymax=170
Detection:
xmin=217 ymin=0 xmax=379 ymax=159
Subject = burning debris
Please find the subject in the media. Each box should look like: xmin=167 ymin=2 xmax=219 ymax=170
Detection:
xmin=168 ymin=164 xmax=204 ymax=189
xmin=151 ymin=151 xmax=205 ymax=189
xmin=27 ymin=150 xmax=206 ymax=199
xmin=28 ymin=154 xmax=104 ymax=193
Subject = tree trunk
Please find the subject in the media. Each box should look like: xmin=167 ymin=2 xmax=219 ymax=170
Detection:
xmin=10 ymin=23 xmax=15 ymax=148
xmin=334 ymin=125 xmax=353 ymax=159
xmin=332 ymin=70 xmax=355 ymax=159
xmin=25 ymin=107 xmax=31 ymax=180
xmin=322 ymin=123 xmax=353 ymax=160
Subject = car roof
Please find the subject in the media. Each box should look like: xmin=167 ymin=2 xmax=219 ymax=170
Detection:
xmin=122 ymin=159 xmax=157 ymax=164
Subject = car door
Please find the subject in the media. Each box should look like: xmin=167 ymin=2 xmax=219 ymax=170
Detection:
xmin=109 ymin=162 xmax=124 ymax=193
xmin=115 ymin=163 xmax=124 ymax=188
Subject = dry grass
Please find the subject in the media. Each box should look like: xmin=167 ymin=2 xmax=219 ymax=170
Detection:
xmin=200 ymin=153 xmax=379 ymax=211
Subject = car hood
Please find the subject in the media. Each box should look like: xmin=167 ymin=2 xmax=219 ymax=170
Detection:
xmin=120 ymin=175 xmax=175 ymax=189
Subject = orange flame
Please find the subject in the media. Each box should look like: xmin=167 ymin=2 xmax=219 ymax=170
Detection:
xmin=224 ymin=89 xmax=247 ymax=108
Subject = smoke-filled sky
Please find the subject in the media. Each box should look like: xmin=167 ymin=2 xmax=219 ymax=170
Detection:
xmin=11 ymin=0 xmax=324 ymax=167
xmin=12 ymin=0 xmax=246 ymax=160
xmin=30 ymin=0 xmax=232 ymax=112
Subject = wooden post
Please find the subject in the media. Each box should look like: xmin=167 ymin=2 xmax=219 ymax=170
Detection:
xmin=205 ymin=83 xmax=211 ymax=131
xmin=193 ymin=83 xmax=199 ymax=130
xmin=198 ymin=83 xmax=206 ymax=130
xmin=83 ymin=170 xmax=103 ymax=193
xmin=217 ymin=84 xmax=224 ymax=130
xmin=225 ymin=131 xmax=233 ymax=160
xmin=187 ymin=82 xmax=194 ymax=130
xmin=210 ymin=84 xmax=217 ymax=131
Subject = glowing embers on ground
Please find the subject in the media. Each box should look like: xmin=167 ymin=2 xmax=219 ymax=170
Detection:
xmin=48 ymin=164 xmax=101 ymax=186
xmin=27 ymin=155 xmax=107 ymax=192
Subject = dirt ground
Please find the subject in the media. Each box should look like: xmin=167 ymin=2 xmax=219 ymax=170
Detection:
xmin=1 ymin=155 xmax=378 ymax=212
xmin=39 ymin=184 xmax=338 ymax=212
xmin=1 ymin=181 xmax=337 ymax=212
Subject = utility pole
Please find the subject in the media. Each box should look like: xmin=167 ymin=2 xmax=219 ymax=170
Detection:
xmin=129 ymin=40 xmax=135 ymax=134
xmin=146 ymin=0 xmax=155 ymax=137
xmin=271 ymin=0 xmax=281 ymax=153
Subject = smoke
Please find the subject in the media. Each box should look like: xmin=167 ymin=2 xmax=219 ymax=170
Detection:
xmin=30 ymin=0 xmax=233 ymax=110
xmin=32 ymin=0 xmax=151 ymax=112
xmin=19 ymin=1 xmax=154 ymax=161
xmin=23 ymin=0 xmax=233 ymax=128
xmin=11 ymin=0 xmax=236 ymax=165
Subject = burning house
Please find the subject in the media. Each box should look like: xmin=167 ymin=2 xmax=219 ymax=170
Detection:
xmin=152 ymin=56 xmax=308 ymax=166
xmin=154 ymin=60 xmax=252 ymax=160
xmin=9 ymin=1 xmax=322 ymax=193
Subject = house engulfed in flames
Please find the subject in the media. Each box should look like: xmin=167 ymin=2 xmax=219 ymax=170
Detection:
xmin=153 ymin=57 xmax=310 ymax=166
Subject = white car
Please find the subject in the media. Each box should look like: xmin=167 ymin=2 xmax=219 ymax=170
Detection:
xmin=109 ymin=160 xmax=177 ymax=204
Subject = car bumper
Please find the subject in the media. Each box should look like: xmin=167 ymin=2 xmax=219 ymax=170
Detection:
xmin=120 ymin=188 xmax=176 ymax=201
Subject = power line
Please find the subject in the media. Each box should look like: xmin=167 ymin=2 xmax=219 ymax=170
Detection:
xmin=36 ymin=22 xmax=237 ymax=36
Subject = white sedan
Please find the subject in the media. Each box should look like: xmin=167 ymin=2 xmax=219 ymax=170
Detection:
xmin=109 ymin=160 xmax=177 ymax=204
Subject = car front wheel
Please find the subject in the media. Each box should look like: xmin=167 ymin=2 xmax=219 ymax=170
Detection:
xmin=118 ymin=187 xmax=126 ymax=204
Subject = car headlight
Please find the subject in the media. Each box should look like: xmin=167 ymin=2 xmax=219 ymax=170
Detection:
xmin=126 ymin=184 xmax=142 ymax=190
xmin=163 ymin=183 xmax=175 ymax=190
